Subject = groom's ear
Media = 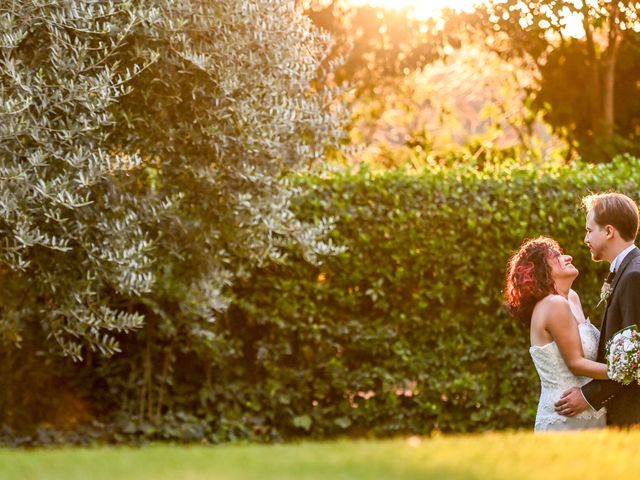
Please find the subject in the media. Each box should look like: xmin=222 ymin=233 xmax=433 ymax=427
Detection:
xmin=604 ymin=225 xmax=616 ymax=239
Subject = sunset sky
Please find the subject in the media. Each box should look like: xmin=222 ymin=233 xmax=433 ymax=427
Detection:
xmin=344 ymin=0 xmax=479 ymax=19
xmin=343 ymin=0 xmax=587 ymax=37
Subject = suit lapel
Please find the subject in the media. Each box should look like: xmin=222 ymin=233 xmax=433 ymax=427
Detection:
xmin=599 ymin=247 xmax=640 ymax=357
xmin=608 ymin=247 xmax=640 ymax=298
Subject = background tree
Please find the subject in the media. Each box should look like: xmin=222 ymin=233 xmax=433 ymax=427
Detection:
xmin=0 ymin=0 xmax=345 ymax=435
xmin=306 ymin=0 xmax=441 ymax=96
xmin=0 ymin=0 xmax=159 ymax=360
xmin=104 ymin=0 xmax=346 ymax=427
xmin=463 ymin=0 xmax=640 ymax=162
xmin=305 ymin=1 xmax=564 ymax=167
xmin=304 ymin=0 xmax=444 ymax=158
xmin=345 ymin=42 xmax=564 ymax=168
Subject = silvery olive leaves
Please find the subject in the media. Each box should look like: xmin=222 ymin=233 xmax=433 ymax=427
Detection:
xmin=0 ymin=1 xmax=345 ymax=360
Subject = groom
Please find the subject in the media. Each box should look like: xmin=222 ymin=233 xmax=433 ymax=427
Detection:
xmin=555 ymin=192 xmax=640 ymax=426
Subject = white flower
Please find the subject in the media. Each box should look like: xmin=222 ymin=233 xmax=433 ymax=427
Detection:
xmin=624 ymin=339 xmax=635 ymax=352
xmin=607 ymin=325 xmax=640 ymax=385
xmin=597 ymin=282 xmax=613 ymax=308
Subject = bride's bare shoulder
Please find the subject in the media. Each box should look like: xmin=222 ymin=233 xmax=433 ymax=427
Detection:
xmin=537 ymin=294 xmax=569 ymax=308
xmin=532 ymin=295 xmax=572 ymax=329
xmin=534 ymin=294 xmax=570 ymax=317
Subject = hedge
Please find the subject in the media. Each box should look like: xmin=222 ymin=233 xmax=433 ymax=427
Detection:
xmin=2 ymin=157 xmax=640 ymax=444
xmin=223 ymin=158 xmax=637 ymax=438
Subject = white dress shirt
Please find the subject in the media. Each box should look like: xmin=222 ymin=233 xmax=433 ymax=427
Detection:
xmin=610 ymin=244 xmax=637 ymax=273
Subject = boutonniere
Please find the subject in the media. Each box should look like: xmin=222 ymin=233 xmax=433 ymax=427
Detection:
xmin=597 ymin=271 xmax=616 ymax=308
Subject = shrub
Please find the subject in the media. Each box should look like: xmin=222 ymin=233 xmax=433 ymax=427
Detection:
xmin=0 ymin=0 xmax=344 ymax=441
xmin=223 ymin=156 xmax=639 ymax=438
xmin=3 ymin=137 xmax=639 ymax=441
xmin=32 ymin=156 xmax=636 ymax=444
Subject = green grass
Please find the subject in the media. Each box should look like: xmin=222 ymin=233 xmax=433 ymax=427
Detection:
xmin=1 ymin=429 xmax=638 ymax=480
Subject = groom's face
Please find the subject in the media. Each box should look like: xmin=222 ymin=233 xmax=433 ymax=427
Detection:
xmin=584 ymin=210 xmax=607 ymax=261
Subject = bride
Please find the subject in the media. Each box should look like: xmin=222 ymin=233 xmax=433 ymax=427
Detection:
xmin=505 ymin=236 xmax=607 ymax=431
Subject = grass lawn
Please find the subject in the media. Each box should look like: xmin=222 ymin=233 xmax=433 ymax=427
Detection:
xmin=1 ymin=429 xmax=638 ymax=480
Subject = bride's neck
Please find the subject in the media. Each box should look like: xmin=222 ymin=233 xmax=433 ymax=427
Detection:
xmin=555 ymin=282 xmax=571 ymax=298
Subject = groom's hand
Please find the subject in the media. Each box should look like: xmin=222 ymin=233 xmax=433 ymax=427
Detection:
xmin=554 ymin=387 xmax=589 ymax=416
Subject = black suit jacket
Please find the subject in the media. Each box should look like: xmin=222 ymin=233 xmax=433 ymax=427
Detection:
xmin=581 ymin=247 xmax=640 ymax=426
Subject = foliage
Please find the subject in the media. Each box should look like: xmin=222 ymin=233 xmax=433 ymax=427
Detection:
xmin=222 ymin=158 xmax=631 ymax=439
xmin=5 ymin=156 xmax=640 ymax=445
xmin=462 ymin=1 xmax=640 ymax=162
xmin=349 ymin=45 xmax=566 ymax=168
xmin=303 ymin=1 xmax=444 ymax=163
xmin=534 ymin=35 xmax=640 ymax=161
xmin=109 ymin=0 xmax=346 ymax=434
xmin=0 ymin=0 xmax=162 ymax=359
xmin=305 ymin=0 xmax=441 ymax=98
xmin=0 ymin=0 xmax=343 ymax=356
xmin=0 ymin=0 xmax=344 ymax=434
xmin=305 ymin=2 xmax=568 ymax=168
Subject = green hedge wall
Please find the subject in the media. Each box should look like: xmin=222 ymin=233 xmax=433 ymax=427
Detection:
xmin=226 ymin=157 xmax=639 ymax=438
xmin=3 ymin=157 xmax=640 ymax=444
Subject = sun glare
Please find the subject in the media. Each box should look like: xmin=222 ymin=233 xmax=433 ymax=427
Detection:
xmin=343 ymin=0 xmax=587 ymax=38
xmin=345 ymin=0 xmax=479 ymax=19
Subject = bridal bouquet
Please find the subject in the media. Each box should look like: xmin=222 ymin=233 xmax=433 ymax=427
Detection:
xmin=607 ymin=325 xmax=640 ymax=385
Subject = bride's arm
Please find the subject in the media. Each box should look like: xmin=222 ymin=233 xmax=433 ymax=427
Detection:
xmin=545 ymin=296 xmax=609 ymax=380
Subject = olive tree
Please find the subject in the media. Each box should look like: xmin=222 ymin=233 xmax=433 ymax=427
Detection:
xmin=0 ymin=1 xmax=160 ymax=359
xmin=0 ymin=0 xmax=343 ymax=359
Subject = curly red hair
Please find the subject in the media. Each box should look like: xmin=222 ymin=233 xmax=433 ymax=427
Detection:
xmin=505 ymin=237 xmax=561 ymax=326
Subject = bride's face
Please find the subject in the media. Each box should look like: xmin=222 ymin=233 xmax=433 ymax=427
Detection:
xmin=548 ymin=252 xmax=579 ymax=282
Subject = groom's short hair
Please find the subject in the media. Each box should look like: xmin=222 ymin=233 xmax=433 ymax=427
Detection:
xmin=583 ymin=192 xmax=639 ymax=241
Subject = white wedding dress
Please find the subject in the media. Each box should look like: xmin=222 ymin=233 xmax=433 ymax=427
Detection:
xmin=529 ymin=320 xmax=607 ymax=431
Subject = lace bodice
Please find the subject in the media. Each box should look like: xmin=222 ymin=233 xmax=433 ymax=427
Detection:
xmin=529 ymin=321 xmax=606 ymax=431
